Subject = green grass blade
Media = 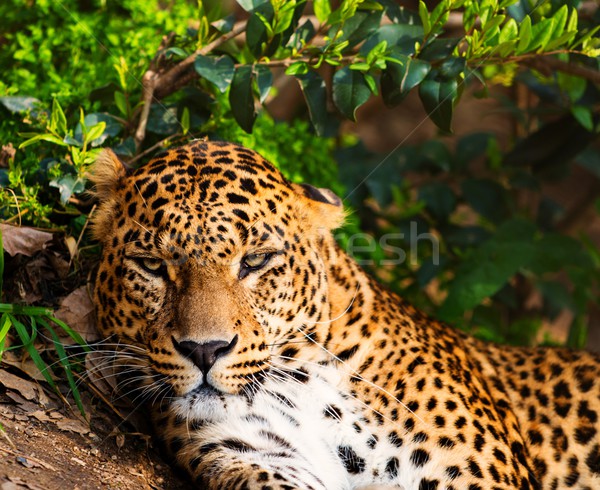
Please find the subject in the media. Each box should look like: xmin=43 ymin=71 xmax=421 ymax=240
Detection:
xmin=0 ymin=313 xmax=12 ymax=362
xmin=8 ymin=314 xmax=56 ymax=389
xmin=48 ymin=315 xmax=90 ymax=352
xmin=0 ymin=227 xmax=4 ymax=299
xmin=39 ymin=318 xmax=86 ymax=417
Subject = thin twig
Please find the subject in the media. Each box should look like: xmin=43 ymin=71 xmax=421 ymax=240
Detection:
xmin=134 ymin=22 xmax=248 ymax=150
xmin=128 ymin=134 xmax=184 ymax=166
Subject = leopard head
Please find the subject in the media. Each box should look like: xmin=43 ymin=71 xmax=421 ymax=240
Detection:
xmin=90 ymin=140 xmax=344 ymax=400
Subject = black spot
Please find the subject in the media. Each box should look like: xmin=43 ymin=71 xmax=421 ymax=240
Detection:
xmin=418 ymin=478 xmax=439 ymax=490
xmin=232 ymin=209 xmax=250 ymax=221
xmin=151 ymin=197 xmax=169 ymax=209
xmin=337 ymin=344 xmax=359 ymax=361
xmin=388 ymin=431 xmax=403 ymax=448
xmin=586 ymin=444 xmax=600 ymax=474
xmin=337 ymin=446 xmax=366 ymax=474
xmin=385 ymin=457 xmax=399 ymax=478
xmin=413 ymin=432 xmax=428 ymax=443
xmin=575 ymin=426 xmax=597 ymax=445
xmin=553 ymin=380 xmax=571 ymax=399
xmin=446 ymin=465 xmax=461 ymax=479
xmin=227 ymin=192 xmax=249 ymax=204
xmin=324 ymin=405 xmax=342 ymax=419
xmin=141 ymin=181 xmax=158 ymax=199
xmin=528 ymin=429 xmax=544 ymax=445
xmin=468 ymin=458 xmax=483 ymax=478
xmin=438 ymin=436 xmax=455 ymax=449
xmin=410 ymin=449 xmax=430 ymax=468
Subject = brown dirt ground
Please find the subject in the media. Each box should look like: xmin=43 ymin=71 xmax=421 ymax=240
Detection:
xmin=0 ymin=383 xmax=192 ymax=490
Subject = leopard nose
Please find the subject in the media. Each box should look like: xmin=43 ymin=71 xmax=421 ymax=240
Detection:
xmin=173 ymin=335 xmax=238 ymax=376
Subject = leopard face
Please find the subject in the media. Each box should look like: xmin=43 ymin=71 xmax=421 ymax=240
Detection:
xmin=91 ymin=140 xmax=343 ymax=398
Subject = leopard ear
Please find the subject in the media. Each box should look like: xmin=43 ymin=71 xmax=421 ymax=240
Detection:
xmin=88 ymin=148 xmax=128 ymax=201
xmin=88 ymin=149 xmax=129 ymax=240
xmin=292 ymin=183 xmax=346 ymax=230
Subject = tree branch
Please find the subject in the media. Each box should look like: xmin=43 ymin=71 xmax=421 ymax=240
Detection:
xmin=134 ymin=22 xmax=247 ymax=150
xmin=521 ymin=56 xmax=600 ymax=86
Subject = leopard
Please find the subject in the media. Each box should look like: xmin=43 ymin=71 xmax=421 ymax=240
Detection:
xmin=90 ymin=139 xmax=600 ymax=490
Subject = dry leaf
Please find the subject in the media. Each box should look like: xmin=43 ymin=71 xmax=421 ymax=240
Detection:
xmin=64 ymin=236 xmax=78 ymax=260
xmin=1 ymin=351 xmax=54 ymax=384
xmin=0 ymin=225 xmax=53 ymax=257
xmin=30 ymin=410 xmax=51 ymax=423
xmin=0 ymin=370 xmax=39 ymax=401
xmin=0 ymin=143 xmax=16 ymax=167
xmin=55 ymin=417 xmax=90 ymax=435
xmin=54 ymin=286 xmax=98 ymax=343
xmin=115 ymin=433 xmax=125 ymax=449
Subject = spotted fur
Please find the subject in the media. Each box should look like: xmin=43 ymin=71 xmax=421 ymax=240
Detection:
xmin=90 ymin=140 xmax=600 ymax=490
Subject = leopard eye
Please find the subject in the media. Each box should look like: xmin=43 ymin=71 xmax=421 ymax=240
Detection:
xmin=135 ymin=257 xmax=166 ymax=276
xmin=239 ymin=252 xmax=274 ymax=279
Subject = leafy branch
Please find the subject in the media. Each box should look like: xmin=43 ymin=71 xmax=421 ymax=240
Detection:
xmin=129 ymin=0 xmax=600 ymax=143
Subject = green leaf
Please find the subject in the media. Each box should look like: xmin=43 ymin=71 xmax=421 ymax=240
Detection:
xmin=254 ymin=65 xmax=272 ymax=103
xmin=164 ymin=47 xmax=188 ymax=59
xmin=51 ymin=98 xmax=67 ymax=135
xmin=529 ymin=18 xmax=555 ymax=52
xmin=18 ymin=133 xmax=68 ymax=149
xmin=74 ymin=113 xmax=122 ymax=147
xmin=50 ymin=175 xmax=86 ymax=204
xmin=181 ymin=107 xmax=190 ymax=135
xmin=418 ymin=182 xmax=456 ymax=221
xmin=419 ymin=37 xmax=461 ymax=61
xmin=551 ymin=4 xmax=568 ymax=39
xmin=337 ymin=11 xmax=383 ymax=48
xmin=9 ymin=314 xmax=56 ymax=389
xmin=439 ymin=219 xmax=536 ymax=321
xmin=84 ymin=121 xmax=107 ymax=146
xmin=0 ymin=96 xmax=41 ymax=113
xmin=194 ymin=55 xmax=235 ymax=93
xmin=114 ymin=91 xmax=128 ymax=116
xmin=236 ymin=0 xmax=269 ymax=12
xmin=499 ymin=18 xmax=518 ymax=43
xmin=0 ymin=314 xmax=11 ymax=362
xmin=297 ymin=71 xmax=328 ymax=136
xmin=516 ymin=15 xmax=532 ymax=53
xmin=528 ymin=234 xmax=593 ymax=274
xmin=285 ymin=61 xmax=309 ymax=76
xmin=418 ymin=0 xmax=431 ymax=36
xmin=363 ymin=73 xmax=378 ymax=95
xmin=314 ymin=0 xmax=331 ymax=23
xmin=566 ymin=7 xmax=577 ymax=33
xmin=381 ymin=55 xmax=431 ymax=106
xmin=418 ymin=73 xmax=458 ymax=133
xmin=360 ymin=24 xmax=424 ymax=57
xmin=571 ymin=106 xmax=594 ymax=132
xmin=437 ymin=57 xmax=466 ymax=79
xmin=48 ymin=315 xmax=89 ymax=349
xmin=544 ymin=30 xmax=577 ymax=51
xmin=246 ymin=10 xmax=272 ymax=58
xmin=461 ymin=178 xmax=509 ymax=223
xmin=229 ymin=65 xmax=256 ymax=133
xmin=332 ymin=66 xmax=372 ymax=121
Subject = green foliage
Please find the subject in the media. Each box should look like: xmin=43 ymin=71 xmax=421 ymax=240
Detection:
xmin=180 ymin=0 xmax=600 ymax=134
xmin=340 ymin=129 xmax=599 ymax=346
